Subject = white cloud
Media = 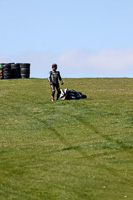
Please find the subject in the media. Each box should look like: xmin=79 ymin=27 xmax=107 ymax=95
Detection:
xmin=0 ymin=49 xmax=133 ymax=78
xmin=57 ymin=49 xmax=133 ymax=77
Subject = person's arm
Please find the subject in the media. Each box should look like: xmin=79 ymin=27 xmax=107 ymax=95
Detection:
xmin=48 ymin=71 xmax=53 ymax=84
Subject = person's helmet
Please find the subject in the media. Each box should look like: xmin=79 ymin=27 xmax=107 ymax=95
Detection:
xmin=52 ymin=63 xmax=57 ymax=70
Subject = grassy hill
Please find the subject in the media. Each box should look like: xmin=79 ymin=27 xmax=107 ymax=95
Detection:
xmin=0 ymin=78 xmax=133 ymax=200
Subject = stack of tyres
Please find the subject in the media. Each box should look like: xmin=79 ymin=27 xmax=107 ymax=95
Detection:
xmin=11 ymin=63 xmax=21 ymax=79
xmin=3 ymin=63 xmax=12 ymax=79
xmin=0 ymin=63 xmax=4 ymax=79
xmin=20 ymin=63 xmax=30 ymax=78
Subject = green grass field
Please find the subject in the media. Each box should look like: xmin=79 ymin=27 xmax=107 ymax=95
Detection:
xmin=0 ymin=78 xmax=133 ymax=200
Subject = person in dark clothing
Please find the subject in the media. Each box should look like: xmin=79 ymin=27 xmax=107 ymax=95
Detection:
xmin=60 ymin=88 xmax=87 ymax=100
xmin=48 ymin=64 xmax=64 ymax=101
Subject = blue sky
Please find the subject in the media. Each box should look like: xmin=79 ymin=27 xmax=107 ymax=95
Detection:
xmin=0 ymin=0 xmax=133 ymax=78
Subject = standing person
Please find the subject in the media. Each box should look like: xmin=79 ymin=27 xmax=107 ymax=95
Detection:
xmin=48 ymin=64 xmax=64 ymax=101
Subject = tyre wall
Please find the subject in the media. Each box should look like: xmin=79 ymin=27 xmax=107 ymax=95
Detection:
xmin=0 ymin=63 xmax=30 ymax=79
xmin=20 ymin=63 xmax=30 ymax=79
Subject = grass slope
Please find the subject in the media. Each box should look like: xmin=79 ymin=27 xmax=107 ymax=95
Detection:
xmin=0 ymin=78 xmax=133 ymax=200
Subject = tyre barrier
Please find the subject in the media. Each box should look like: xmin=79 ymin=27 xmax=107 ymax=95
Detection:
xmin=0 ymin=63 xmax=30 ymax=79
xmin=3 ymin=63 xmax=12 ymax=79
xmin=0 ymin=63 xmax=4 ymax=79
xmin=11 ymin=63 xmax=21 ymax=79
xmin=20 ymin=63 xmax=30 ymax=79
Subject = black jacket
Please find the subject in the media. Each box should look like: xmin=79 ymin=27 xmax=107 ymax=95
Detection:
xmin=48 ymin=71 xmax=62 ymax=84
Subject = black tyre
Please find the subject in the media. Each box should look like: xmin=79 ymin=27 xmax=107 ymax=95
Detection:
xmin=20 ymin=63 xmax=30 ymax=78
xmin=20 ymin=63 xmax=30 ymax=68
xmin=21 ymin=73 xmax=30 ymax=78
xmin=20 ymin=68 xmax=30 ymax=73
xmin=11 ymin=63 xmax=21 ymax=78
xmin=3 ymin=63 xmax=12 ymax=79
xmin=0 ymin=63 xmax=4 ymax=79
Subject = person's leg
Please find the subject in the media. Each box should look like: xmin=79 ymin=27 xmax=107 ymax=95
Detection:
xmin=51 ymin=84 xmax=55 ymax=101
xmin=56 ymin=84 xmax=60 ymax=100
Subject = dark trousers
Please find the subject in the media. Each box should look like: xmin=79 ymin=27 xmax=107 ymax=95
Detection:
xmin=51 ymin=83 xmax=60 ymax=100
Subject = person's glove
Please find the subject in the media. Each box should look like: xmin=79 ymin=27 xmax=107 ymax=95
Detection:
xmin=61 ymin=80 xmax=64 ymax=85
